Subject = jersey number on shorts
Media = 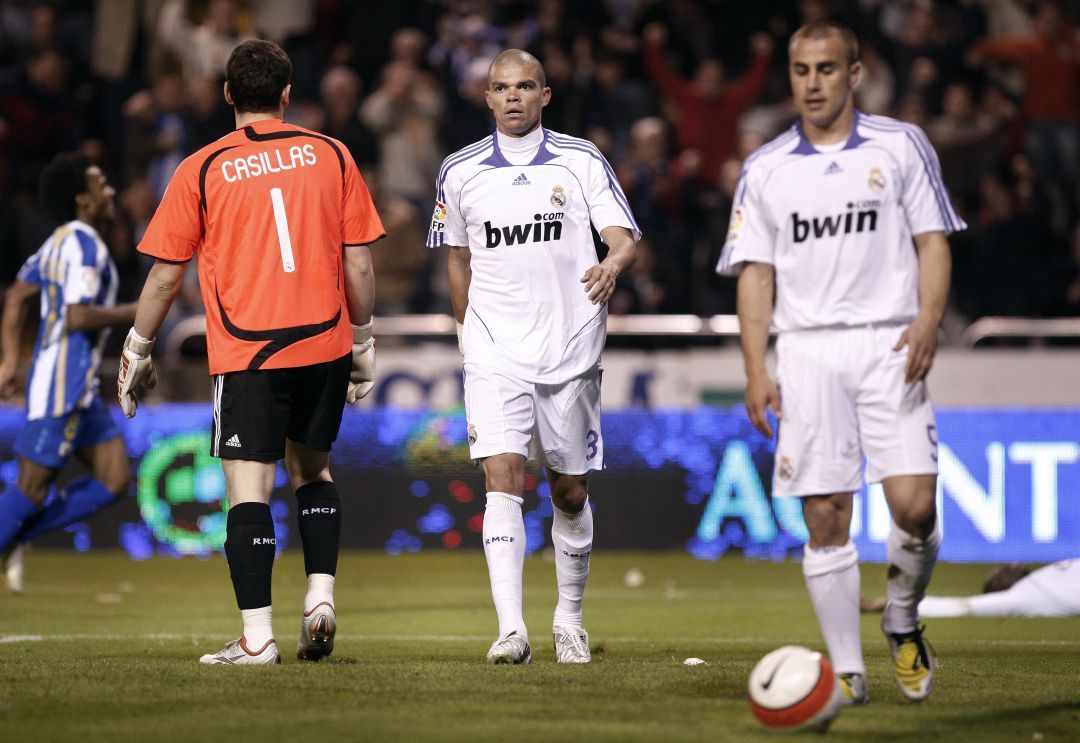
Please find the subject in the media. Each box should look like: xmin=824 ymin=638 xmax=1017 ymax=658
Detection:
xmin=585 ymin=429 xmax=599 ymax=461
xmin=269 ymin=187 xmax=296 ymax=273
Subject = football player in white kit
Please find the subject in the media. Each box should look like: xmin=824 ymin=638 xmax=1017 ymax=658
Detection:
xmin=863 ymin=559 xmax=1080 ymax=618
xmin=427 ymin=49 xmax=639 ymax=664
xmin=718 ymin=21 xmax=965 ymax=704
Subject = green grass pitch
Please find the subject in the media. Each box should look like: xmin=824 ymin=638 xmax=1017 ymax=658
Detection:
xmin=1 ymin=551 xmax=1077 ymax=742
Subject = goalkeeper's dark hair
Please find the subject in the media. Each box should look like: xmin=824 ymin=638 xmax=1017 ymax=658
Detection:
xmin=790 ymin=20 xmax=860 ymax=65
xmin=39 ymin=152 xmax=91 ymax=224
xmin=226 ymin=39 xmax=292 ymax=113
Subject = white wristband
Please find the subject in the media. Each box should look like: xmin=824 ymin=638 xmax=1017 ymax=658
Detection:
xmin=353 ymin=321 xmax=373 ymax=344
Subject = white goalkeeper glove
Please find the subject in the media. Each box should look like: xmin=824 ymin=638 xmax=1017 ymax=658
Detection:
xmin=346 ymin=321 xmax=375 ymax=404
xmin=117 ymin=328 xmax=157 ymax=418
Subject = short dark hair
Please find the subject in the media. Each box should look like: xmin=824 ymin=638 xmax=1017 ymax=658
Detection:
xmin=225 ymin=39 xmax=292 ymax=113
xmin=489 ymin=48 xmax=546 ymax=88
xmin=39 ymin=152 xmax=91 ymax=224
xmin=982 ymin=563 xmax=1032 ymax=593
xmin=790 ymin=20 xmax=860 ymax=65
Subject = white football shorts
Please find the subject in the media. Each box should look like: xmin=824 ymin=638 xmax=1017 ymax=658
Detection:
xmin=772 ymin=324 xmax=938 ymax=497
xmin=463 ymin=362 xmax=603 ymax=474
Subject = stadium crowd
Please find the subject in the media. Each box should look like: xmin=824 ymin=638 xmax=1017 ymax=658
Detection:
xmin=1 ymin=0 xmax=1079 ymax=333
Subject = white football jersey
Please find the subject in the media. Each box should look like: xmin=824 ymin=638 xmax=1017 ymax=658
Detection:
xmin=1021 ymin=558 xmax=1080 ymax=616
xmin=717 ymin=111 xmax=965 ymax=331
xmin=427 ymin=128 xmax=640 ymax=383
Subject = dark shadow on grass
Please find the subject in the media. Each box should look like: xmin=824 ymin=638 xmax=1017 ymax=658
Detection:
xmin=850 ymin=701 xmax=1080 ymax=742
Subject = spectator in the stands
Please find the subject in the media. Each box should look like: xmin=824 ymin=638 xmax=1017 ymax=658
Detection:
xmin=643 ymin=21 xmax=772 ymax=188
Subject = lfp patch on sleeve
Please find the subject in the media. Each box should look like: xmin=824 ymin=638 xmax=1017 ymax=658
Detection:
xmin=430 ymin=201 xmax=448 ymax=233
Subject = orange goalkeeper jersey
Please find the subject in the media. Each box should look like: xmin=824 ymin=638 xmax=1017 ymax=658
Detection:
xmin=138 ymin=118 xmax=385 ymax=374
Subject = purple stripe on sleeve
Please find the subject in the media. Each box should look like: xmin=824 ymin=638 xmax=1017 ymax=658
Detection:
xmin=859 ymin=119 xmax=959 ymax=231
xmin=545 ymin=133 xmax=640 ymax=232
xmin=435 ymin=136 xmax=492 ymax=202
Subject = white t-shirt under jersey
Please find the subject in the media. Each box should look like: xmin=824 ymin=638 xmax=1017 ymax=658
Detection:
xmin=717 ymin=111 xmax=965 ymax=331
xmin=428 ymin=127 xmax=640 ymax=383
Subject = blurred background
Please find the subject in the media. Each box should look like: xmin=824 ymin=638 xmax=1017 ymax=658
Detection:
xmin=0 ymin=0 xmax=1078 ymax=564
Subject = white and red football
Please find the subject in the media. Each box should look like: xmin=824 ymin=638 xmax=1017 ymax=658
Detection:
xmin=747 ymin=646 xmax=844 ymax=732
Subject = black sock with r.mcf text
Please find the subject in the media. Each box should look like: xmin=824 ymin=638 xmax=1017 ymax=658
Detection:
xmin=224 ymin=501 xmax=276 ymax=610
xmin=295 ymin=481 xmax=342 ymax=576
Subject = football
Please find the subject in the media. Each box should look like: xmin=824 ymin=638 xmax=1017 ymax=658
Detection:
xmin=747 ymin=646 xmax=845 ymax=732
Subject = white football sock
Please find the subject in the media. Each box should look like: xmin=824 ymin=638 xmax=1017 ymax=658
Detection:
xmin=241 ymin=605 xmax=274 ymax=649
xmin=483 ymin=491 xmax=527 ymax=638
xmin=551 ymin=497 xmax=593 ymax=629
xmin=883 ymin=519 xmax=941 ymax=634
xmin=305 ymin=573 xmax=335 ymax=613
xmin=802 ymin=541 xmax=864 ymax=676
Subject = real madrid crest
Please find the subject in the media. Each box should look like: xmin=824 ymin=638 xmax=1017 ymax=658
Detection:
xmin=468 ymin=423 xmax=478 ymax=445
xmin=868 ymin=167 xmax=886 ymax=192
xmin=550 ymin=185 xmax=567 ymax=208
xmin=778 ymin=456 xmax=794 ymax=481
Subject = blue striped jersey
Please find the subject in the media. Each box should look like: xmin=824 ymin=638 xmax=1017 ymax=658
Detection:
xmin=18 ymin=220 xmax=118 ymax=420
xmin=717 ymin=111 xmax=966 ymax=331
xmin=426 ymin=127 xmax=640 ymax=383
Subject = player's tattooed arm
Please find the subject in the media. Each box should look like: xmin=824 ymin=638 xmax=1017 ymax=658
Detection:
xmin=894 ymin=231 xmax=951 ymax=383
xmin=737 ymin=262 xmax=781 ymax=438
xmin=583 ymin=226 xmax=636 ymax=305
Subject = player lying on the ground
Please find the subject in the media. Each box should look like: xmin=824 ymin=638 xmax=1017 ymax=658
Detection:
xmin=862 ymin=559 xmax=1080 ymax=618
xmin=0 ymin=152 xmax=137 ymax=594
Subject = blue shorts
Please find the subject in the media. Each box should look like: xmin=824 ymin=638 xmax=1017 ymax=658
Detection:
xmin=14 ymin=397 xmax=121 ymax=470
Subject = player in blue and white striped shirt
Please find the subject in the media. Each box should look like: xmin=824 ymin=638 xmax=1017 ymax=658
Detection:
xmin=0 ymin=153 xmax=137 ymax=592
xmin=721 ymin=22 xmax=966 ymax=706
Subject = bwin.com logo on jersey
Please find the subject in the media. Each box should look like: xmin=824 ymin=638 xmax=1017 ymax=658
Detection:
xmin=484 ymin=213 xmax=564 ymax=247
xmin=790 ymin=201 xmax=878 ymax=243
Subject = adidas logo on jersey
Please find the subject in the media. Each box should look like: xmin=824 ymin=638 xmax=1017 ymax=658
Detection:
xmin=791 ymin=202 xmax=879 ymax=243
xmin=824 ymin=161 xmax=842 ymax=175
xmin=484 ymin=213 xmax=564 ymax=247
xmin=225 ymin=434 xmax=241 ymax=447
xmin=512 ymin=172 xmax=531 ymax=186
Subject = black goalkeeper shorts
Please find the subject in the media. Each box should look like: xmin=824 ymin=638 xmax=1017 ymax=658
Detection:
xmin=210 ymin=352 xmax=351 ymax=461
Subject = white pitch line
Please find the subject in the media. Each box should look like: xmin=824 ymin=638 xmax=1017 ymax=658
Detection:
xmin=1 ymin=634 xmax=1078 ymax=647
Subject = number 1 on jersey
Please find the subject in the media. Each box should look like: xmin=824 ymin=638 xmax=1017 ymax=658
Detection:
xmin=269 ymin=187 xmax=296 ymax=273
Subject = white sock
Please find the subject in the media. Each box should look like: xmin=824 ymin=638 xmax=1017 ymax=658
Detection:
xmin=483 ymin=491 xmax=527 ymax=638
xmin=551 ymin=497 xmax=592 ymax=629
xmin=883 ymin=519 xmax=941 ymax=634
xmin=305 ymin=573 xmax=335 ymax=614
xmin=802 ymin=541 xmax=864 ymax=676
xmin=241 ymin=605 xmax=273 ymax=649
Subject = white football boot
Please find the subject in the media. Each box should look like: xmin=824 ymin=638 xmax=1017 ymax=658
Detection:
xmin=199 ymin=636 xmax=281 ymax=665
xmin=2 ymin=543 xmax=25 ymax=595
xmin=552 ymin=626 xmax=591 ymax=664
xmin=297 ymin=601 xmax=336 ymax=662
xmin=486 ymin=630 xmax=532 ymax=664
